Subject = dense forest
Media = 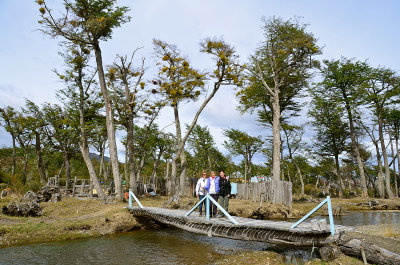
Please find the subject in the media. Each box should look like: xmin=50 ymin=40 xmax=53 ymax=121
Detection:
xmin=1 ymin=0 xmax=399 ymax=201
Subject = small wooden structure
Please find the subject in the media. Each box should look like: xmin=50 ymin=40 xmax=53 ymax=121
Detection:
xmin=236 ymin=180 xmax=292 ymax=207
xmin=47 ymin=175 xmax=96 ymax=197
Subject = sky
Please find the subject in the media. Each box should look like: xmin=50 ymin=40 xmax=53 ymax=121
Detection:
xmin=0 ymin=0 xmax=400 ymax=164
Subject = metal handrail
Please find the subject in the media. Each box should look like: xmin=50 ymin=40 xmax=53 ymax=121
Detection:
xmin=290 ymin=196 xmax=335 ymax=236
xmin=185 ymin=194 xmax=238 ymax=225
xmin=129 ymin=189 xmax=144 ymax=209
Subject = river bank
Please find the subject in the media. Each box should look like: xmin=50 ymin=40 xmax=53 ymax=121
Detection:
xmin=1 ymin=194 xmax=399 ymax=264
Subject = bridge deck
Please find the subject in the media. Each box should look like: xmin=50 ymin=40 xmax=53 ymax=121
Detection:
xmin=128 ymin=206 xmax=352 ymax=246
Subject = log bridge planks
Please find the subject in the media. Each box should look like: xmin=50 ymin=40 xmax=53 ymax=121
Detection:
xmin=128 ymin=206 xmax=351 ymax=247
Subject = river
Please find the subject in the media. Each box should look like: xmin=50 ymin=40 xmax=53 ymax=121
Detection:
xmin=1 ymin=211 xmax=398 ymax=265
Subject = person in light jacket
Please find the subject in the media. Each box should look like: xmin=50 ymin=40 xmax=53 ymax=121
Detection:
xmin=204 ymin=171 xmax=220 ymax=217
xmin=196 ymin=171 xmax=208 ymax=216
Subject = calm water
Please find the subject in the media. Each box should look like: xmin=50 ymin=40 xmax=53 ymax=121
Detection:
xmin=0 ymin=228 xmax=312 ymax=265
xmin=1 ymin=211 xmax=396 ymax=265
xmin=333 ymin=211 xmax=400 ymax=226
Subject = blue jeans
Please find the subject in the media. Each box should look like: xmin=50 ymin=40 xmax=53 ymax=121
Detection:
xmin=198 ymin=194 xmax=205 ymax=213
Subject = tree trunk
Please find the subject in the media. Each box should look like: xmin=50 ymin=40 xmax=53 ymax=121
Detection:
xmin=179 ymin=152 xmax=187 ymax=196
xmin=334 ymin=153 xmax=342 ymax=198
xmin=35 ymin=132 xmax=46 ymax=184
xmin=22 ymin=151 xmax=28 ymax=184
xmin=98 ymin=143 xmax=104 ymax=177
xmin=295 ymin=164 xmax=304 ymax=197
xmin=93 ymin=44 xmax=122 ymax=201
xmin=344 ymin=99 xmax=368 ymax=197
xmin=77 ymin=67 xmax=106 ymax=201
xmin=378 ymin=117 xmax=394 ymax=198
xmin=389 ymin=135 xmax=398 ymax=197
xmin=271 ymin=90 xmax=281 ymax=181
xmin=395 ymin=138 xmax=400 ymax=197
xmin=374 ymin=142 xmax=385 ymax=198
xmin=64 ymin=152 xmax=71 ymax=190
xmin=12 ymin=136 xmax=16 ymax=176
xmin=165 ymin=159 xmax=171 ymax=195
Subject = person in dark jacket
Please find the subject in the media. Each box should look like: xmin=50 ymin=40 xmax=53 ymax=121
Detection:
xmin=218 ymin=170 xmax=231 ymax=215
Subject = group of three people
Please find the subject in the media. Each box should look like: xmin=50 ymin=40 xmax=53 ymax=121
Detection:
xmin=195 ymin=170 xmax=231 ymax=217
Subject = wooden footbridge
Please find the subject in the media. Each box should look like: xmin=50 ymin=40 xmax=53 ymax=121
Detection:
xmin=127 ymin=192 xmax=352 ymax=247
xmin=127 ymin=191 xmax=400 ymax=264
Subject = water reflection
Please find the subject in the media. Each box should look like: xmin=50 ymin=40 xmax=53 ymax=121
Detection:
xmin=0 ymin=228 xmax=305 ymax=265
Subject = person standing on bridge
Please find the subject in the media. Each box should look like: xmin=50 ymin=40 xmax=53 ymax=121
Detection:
xmin=218 ymin=170 xmax=231 ymax=216
xmin=196 ymin=171 xmax=208 ymax=216
xmin=204 ymin=171 xmax=220 ymax=217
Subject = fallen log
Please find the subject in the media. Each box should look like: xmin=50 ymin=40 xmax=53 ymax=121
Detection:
xmin=336 ymin=231 xmax=400 ymax=265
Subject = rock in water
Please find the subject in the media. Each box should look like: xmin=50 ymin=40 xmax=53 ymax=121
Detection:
xmin=2 ymin=201 xmax=42 ymax=217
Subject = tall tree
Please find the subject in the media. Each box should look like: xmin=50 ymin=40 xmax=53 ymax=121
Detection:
xmin=152 ymin=38 xmax=243 ymax=195
xmin=187 ymin=124 xmax=216 ymax=171
xmin=386 ymin=108 xmax=400 ymax=197
xmin=107 ymin=49 xmax=147 ymax=194
xmin=38 ymin=0 xmax=130 ymax=200
xmin=238 ymin=16 xmax=320 ymax=182
xmin=309 ymin=90 xmax=349 ymax=197
xmin=362 ymin=67 xmax=400 ymax=198
xmin=223 ymin=128 xmax=263 ymax=184
xmin=281 ymin=123 xmax=307 ymax=196
xmin=0 ymin=106 xmax=19 ymax=176
xmin=317 ymin=58 xmax=370 ymax=197
xmin=56 ymin=44 xmax=106 ymax=200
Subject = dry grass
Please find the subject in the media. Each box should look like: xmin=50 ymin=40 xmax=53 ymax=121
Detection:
xmin=356 ymin=223 xmax=400 ymax=239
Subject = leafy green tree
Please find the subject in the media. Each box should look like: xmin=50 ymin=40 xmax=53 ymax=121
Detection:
xmin=223 ymin=128 xmax=263 ymax=184
xmin=362 ymin=67 xmax=400 ymax=198
xmin=56 ymin=44 xmax=106 ymax=200
xmin=38 ymin=0 xmax=131 ymax=200
xmin=281 ymin=123 xmax=307 ymax=196
xmin=0 ymin=106 xmax=19 ymax=176
xmin=317 ymin=58 xmax=370 ymax=197
xmin=42 ymin=103 xmax=80 ymax=189
xmin=187 ymin=124 xmax=216 ymax=171
xmin=309 ymin=91 xmax=350 ymax=197
xmin=386 ymin=108 xmax=400 ymax=197
xmin=238 ymin=16 xmax=320 ymax=182
xmin=153 ymin=38 xmax=243 ymax=195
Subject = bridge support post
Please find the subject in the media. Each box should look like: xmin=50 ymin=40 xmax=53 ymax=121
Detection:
xmin=185 ymin=194 xmax=238 ymax=225
xmin=290 ymin=196 xmax=335 ymax=235
xmin=129 ymin=189 xmax=144 ymax=208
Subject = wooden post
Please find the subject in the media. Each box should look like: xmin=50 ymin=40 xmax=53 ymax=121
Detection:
xmin=55 ymin=175 xmax=60 ymax=189
xmin=72 ymin=176 xmax=77 ymax=197
xmin=81 ymin=179 xmax=85 ymax=194
xmin=89 ymin=181 xmax=93 ymax=199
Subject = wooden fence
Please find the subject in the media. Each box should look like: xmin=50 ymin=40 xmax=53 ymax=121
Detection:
xmin=236 ymin=180 xmax=292 ymax=207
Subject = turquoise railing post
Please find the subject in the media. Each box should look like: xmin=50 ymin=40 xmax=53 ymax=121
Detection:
xmin=206 ymin=195 xmax=210 ymax=220
xmin=185 ymin=195 xmax=208 ymax=216
xmin=185 ymin=194 xmax=238 ymax=225
xmin=128 ymin=189 xmax=144 ymax=209
xmin=290 ymin=196 xmax=335 ymax=236
xmin=129 ymin=189 xmax=132 ymax=208
xmin=327 ymin=196 xmax=335 ymax=236
xmin=207 ymin=195 xmax=238 ymax=225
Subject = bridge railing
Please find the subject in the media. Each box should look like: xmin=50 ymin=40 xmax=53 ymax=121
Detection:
xmin=290 ymin=196 xmax=335 ymax=236
xmin=185 ymin=194 xmax=238 ymax=225
xmin=129 ymin=189 xmax=144 ymax=209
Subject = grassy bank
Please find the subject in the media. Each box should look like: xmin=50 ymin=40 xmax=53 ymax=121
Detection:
xmin=0 ymin=196 xmax=141 ymax=248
